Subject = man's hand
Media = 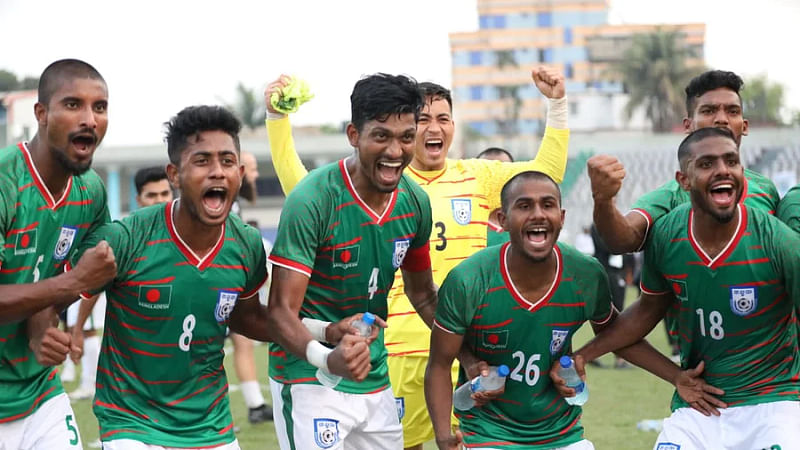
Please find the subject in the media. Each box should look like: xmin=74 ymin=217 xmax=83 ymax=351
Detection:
xmin=463 ymin=360 xmax=505 ymax=407
xmin=69 ymin=328 xmax=84 ymax=364
xmin=435 ymin=429 xmax=464 ymax=450
xmin=674 ymin=361 xmax=727 ymax=416
xmin=531 ymin=66 xmax=565 ymax=99
xmin=549 ymin=354 xmax=587 ymax=398
xmin=264 ymin=74 xmax=292 ymax=114
xmin=71 ymin=241 xmax=116 ymax=293
xmin=29 ymin=320 xmax=75 ymax=366
xmin=587 ymin=155 xmax=626 ymax=203
xmin=325 ymin=313 xmax=387 ymax=345
xmin=326 ymin=334 xmax=371 ymax=381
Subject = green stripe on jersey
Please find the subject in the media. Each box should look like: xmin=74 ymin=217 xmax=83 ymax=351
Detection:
xmin=642 ymin=204 xmax=800 ymax=410
xmin=282 ymin=383 xmax=296 ymax=450
xmin=72 ymin=201 xmax=267 ymax=447
xmin=435 ymin=243 xmax=612 ymax=448
xmin=268 ymin=159 xmax=432 ymax=394
xmin=0 ymin=142 xmax=109 ymax=422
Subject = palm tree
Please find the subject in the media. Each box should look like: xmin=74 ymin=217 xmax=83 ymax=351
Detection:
xmin=613 ymin=29 xmax=697 ymax=132
xmin=228 ymin=83 xmax=265 ymax=131
xmin=741 ymin=75 xmax=786 ymax=126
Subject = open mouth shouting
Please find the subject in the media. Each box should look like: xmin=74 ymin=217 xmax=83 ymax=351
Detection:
xmin=202 ymin=186 xmax=229 ymax=218
xmin=376 ymin=159 xmax=404 ymax=187
xmin=525 ymin=225 xmax=551 ymax=251
xmin=708 ymin=180 xmax=737 ymax=208
xmin=68 ymin=131 xmax=98 ymax=159
xmin=424 ymin=138 xmax=444 ymax=158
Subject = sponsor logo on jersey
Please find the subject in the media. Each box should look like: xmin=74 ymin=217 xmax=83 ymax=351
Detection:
xmin=313 ymin=418 xmax=340 ymax=449
xmin=730 ymin=286 xmax=758 ymax=316
xmin=395 ymin=397 xmax=405 ymax=420
xmin=656 ymin=443 xmax=680 ymax=450
xmin=53 ymin=226 xmax=77 ymax=260
xmin=482 ymin=329 xmax=508 ymax=349
xmin=550 ymin=329 xmax=570 ymax=354
xmin=451 ymin=199 xmax=472 ymax=226
xmin=670 ymin=279 xmax=688 ymax=302
xmin=392 ymin=239 xmax=411 ymax=269
xmin=14 ymin=228 xmax=37 ymax=255
xmin=138 ymin=285 xmax=173 ymax=310
xmin=332 ymin=245 xmax=360 ymax=269
xmin=215 ymin=290 xmax=239 ymax=323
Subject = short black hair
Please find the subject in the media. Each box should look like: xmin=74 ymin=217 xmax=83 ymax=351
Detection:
xmin=134 ymin=166 xmax=168 ymax=195
xmin=685 ymin=70 xmax=744 ymax=117
xmin=38 ymin=59 xmax=105 ymax=106
xmin=500 ymin=171 xmax=561 ymax=213
xmin=477 ymin=147 xmax=514 ymax=162
xmin=350 ymin=73 xmax=424 ymax=132
xmin=419 ymin=82 xmax=453 ymax=111
xmin=677 ymin=127 xmax=738 ymax=171
xmin=164 ymin=105 xmax=241 ymax=165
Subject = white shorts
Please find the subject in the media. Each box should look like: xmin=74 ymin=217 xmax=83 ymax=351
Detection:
xmin=270 ymin=378 xmax=402 ymax=450
xmin=0 ymin=393 xmax=82 ymax=450
xmin=654 ymin=401 xmax=800 ymax=450
xmin=101 ymin=439 xmax=240 ymax=450
xmin=467 ymin=439 xmax=594 ymax=450
xmin=67 ymin=292 xmax=106 ymax=330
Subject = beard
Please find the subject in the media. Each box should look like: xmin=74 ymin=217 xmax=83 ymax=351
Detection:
xmin=50 ymin=146 xmax=92 ymax=175
xmin=690 ymin=187 xmax=741 ymax=224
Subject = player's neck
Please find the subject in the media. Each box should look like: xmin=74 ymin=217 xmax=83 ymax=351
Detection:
xmin=171 ymin=200 xmax=224 ymax=257
xmin=691 ymin=206 xmax=740 ymax=259
xmin=346 ymin=159 xmax=394 ymax=214
xmin=506 ymin=245 xmax=558 ymax=298
xmin=27 ymin=135 xmax=72 ymax=199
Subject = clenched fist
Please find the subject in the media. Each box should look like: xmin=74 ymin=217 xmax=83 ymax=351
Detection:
xmin=71 ymin=240 xmax=116 ymax=293
xmin=326 ymin=333 xmax=372 ymax=382
xmin=587 ymin=155 xmax=626 ymax=203
xmin=531 ymin=66 xmax=565 ymax=99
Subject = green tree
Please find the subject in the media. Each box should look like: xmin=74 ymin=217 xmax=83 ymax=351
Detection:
xmin=228 ymin=82 xmax=265 ymax=131
xmin=614 ymin=29 xmax=697 ymax=132
xmin=0 ymin=70 xmax=19 ymax=91
xmin=741 ymin=74 xmax=786 ymax=126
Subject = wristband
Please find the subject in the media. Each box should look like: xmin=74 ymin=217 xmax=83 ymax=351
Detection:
xmin=266 ymin=110 xmax=286 ymax=120
xmin=546 ymin=96 xmax=568 ymax=129
xmin=302 ymin=318 xmax=331 ymax=343
xmin=305 ymin=340 xmax=332 ymax=371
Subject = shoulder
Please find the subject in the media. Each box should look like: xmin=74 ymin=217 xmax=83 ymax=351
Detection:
xmin=74 ymin=168 xmax=107 ymax=195
xmin=0 ymin=143 xmax=24 ymax=187
xmin=744 ymin=168 xmax=777 ymax=188
xmin=286 ymin=161 xmax=342 ymax=204
xmin=399 ymin=174 xmax=430 ymax=207
xmin=653 ymin=203 xmax=690 ymax=232
xmin=226 ymin=213 xmax=263 ymax=246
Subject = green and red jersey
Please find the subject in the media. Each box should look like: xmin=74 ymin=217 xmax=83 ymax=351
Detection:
xmin=72 ymin=200 xmax=267 ymax=447
xmin=631 ymin=169 xmax=778 ymax=248
xmin=641 ymin=203 xmax=800 ymax=410
xmin=0 ymin=142 xmax=109 ymax=423
xmin=435 ymin=243 xmax=613 ymax=448
xmin=268 ymin=159 xmax=432 ymax=394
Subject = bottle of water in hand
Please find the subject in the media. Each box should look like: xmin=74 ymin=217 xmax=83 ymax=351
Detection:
xmin=316 ymin=312 xmax=376 ymax=388
xmin=558 ymin=356 xmax=589 ymax=406
xmin=453 ymin=365 xmax=510 ymax=411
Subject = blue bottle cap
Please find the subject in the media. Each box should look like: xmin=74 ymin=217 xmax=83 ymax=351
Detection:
xmin=559 ymin=356 xmax=573 ymax=368
xmin=362 ymin=312 xmax=376 ymax=326
xmin=497 ymin=365 xmax=510 ymax=377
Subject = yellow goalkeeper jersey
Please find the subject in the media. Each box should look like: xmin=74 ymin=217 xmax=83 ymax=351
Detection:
xmin=266 ymin=117 xmax=569 ymax=357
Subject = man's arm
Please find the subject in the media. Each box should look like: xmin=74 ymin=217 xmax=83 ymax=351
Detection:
xmin=587 ymin=154 xmax=650 ymax=253
xmin=425 ymin=325 xmax=465 ymax=450
xmin=265 ymin=266 xmax=371 ymax=380
xmin=265 ymin=75 xmax=309 ymax=195
xmin=0 ymin=241 xmax=116 ymax=325
xmin=401 ymin=267 xmax=437 ymax=328
xmin=68 ymin=293 xmax=102 ymax=362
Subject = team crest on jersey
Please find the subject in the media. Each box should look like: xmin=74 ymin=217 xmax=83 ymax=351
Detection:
xmin=138 ymin=285 xmax=173 ymax=310
xmin=656 ymin=443 xmax=680 ymax=450
xmin=14 ymin=228 xmax=37 ymax=255
xmin=670 ymin=279 xmax=688 ymax=302
xmin=730 ymin=286 xmax=758 ymax=316
xmin=451 ymin=199 xmax=472 ymax=225
xmin=53 ymin=226 xmax=78 ymax=260
xmin=215 ymin=291 xmax=239 ymax=323
xmin=392 ymin=239 xmax=411 ymax=269
xmin=332 ymin=245 xmax=360 ymax=269
xmin=482 ymin=330 xmax=508 ymax=349
xmin=313 ymin=418 xmax=340 ymax=449
xmin=550 ymin=329 xmax=570 ymax=354
xmin=395 ymin=397 xmax=405 ymax=420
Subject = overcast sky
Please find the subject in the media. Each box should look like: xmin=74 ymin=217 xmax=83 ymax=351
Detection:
xmin=2 ymin=0 xmax=797 ymax=146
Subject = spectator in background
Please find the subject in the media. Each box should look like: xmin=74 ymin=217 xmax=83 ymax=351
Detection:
xmin=477 ymin=147 xmax=514 ymax=247
xmin=134 ymin=166 xmax=173 ymax=207
xmin=574 ymin=225 xmax=595 ymax=256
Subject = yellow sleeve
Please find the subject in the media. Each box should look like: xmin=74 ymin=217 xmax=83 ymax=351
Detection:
xmin=266 ymin=117 xmax=309 ymax=195
xmin=466 ymin=126 xmax=569 ymax=211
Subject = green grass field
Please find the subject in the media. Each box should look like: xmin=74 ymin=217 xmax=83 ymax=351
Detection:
xmin=66 ymin=288 xmax=674 ymax=449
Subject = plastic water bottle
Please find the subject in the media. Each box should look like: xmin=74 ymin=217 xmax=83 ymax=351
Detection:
xmin=452 ymin=365 xmax=510 ymax=411
xmin=316 ymin=312 xmax=376 ymax=388
xmin=558 ymin=356 xmax=589 ymax=406
xmin=636 ymin=419 xmax=664 ymax=432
